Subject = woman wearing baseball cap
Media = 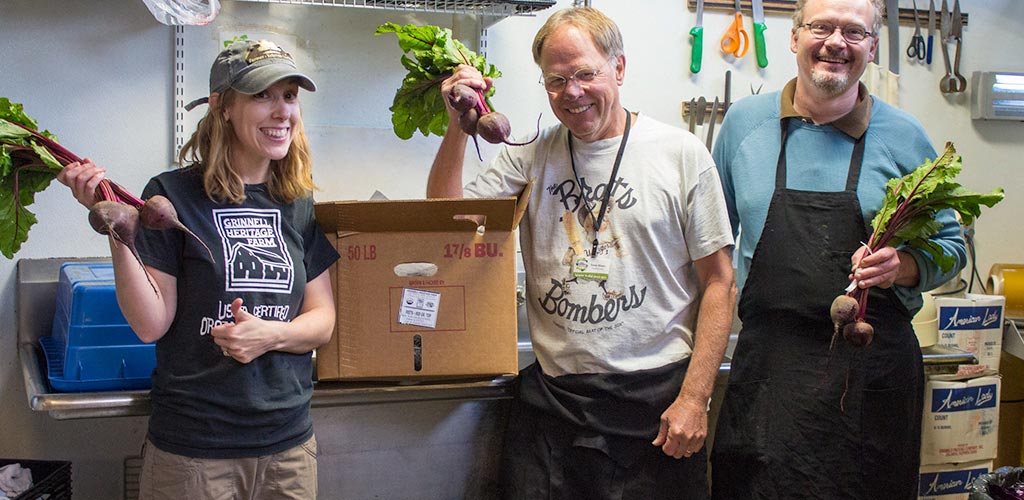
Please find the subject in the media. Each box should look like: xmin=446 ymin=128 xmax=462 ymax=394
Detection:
xmin=59 ymin=39 xmax=338 ymax=499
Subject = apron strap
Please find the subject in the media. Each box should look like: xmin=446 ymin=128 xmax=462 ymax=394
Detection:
xmin=776 ymin=118 xmax=868 ymax=193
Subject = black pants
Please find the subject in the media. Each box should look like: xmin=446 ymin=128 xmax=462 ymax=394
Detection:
xmin=499 ymin=395 xmax=709 ymax=500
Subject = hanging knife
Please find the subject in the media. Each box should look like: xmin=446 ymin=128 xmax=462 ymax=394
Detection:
xmin=687 ymin=98 xmax=697 ymax=134
xmin=751 ymin=0 xmax=768 ymax=68
xmin=724 ymin=70 xmax=732 ymax=116
xmin=705 ymin=97 xmax=719 ymax=151
xmin=926 ymin=0 xmax=936 ymax=64
xmin=885 ymin=0 xmax=900 ymax=106
xmin=690 ymin=0 xmax=704 ymax=73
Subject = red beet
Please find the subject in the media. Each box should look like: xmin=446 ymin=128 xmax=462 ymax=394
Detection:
xmin=88 ymin=200 xmax=149 ymax=280
xmin=843 ymin=320 xmax=874 ymax=348
xmin=459 ymin=107 xmax=479 ymax=136
xmin=139 ymin=195 xmax=213 ymax=260
xmin=447 ymin=84 xmax=479 ymax=113
xmin=830 ymin=295 xmax=858 ymax=327
xmin=477 ymin=112 xmax=512 ymax=145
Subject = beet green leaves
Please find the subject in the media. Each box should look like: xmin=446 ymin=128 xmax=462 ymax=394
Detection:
xmin=866 ymin=142 xmax=1004 ymax=273
xmin=375 ymin=22 xmax=501 ymax=140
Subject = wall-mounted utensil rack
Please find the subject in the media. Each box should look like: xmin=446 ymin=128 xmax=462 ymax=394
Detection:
xmin=686 ymin=0 xmax=968 ymax=28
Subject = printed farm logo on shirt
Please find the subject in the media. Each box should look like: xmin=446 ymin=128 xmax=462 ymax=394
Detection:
xmin=214 ymin=208 xmax=294 ymax=293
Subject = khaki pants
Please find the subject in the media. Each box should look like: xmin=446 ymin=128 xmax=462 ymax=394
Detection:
xmin=140 ymin=435 xmax=317 ymax=500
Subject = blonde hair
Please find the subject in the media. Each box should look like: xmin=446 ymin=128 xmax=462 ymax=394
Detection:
xmin=177 ymin=88 xmax=316 ymax=205
xmin=792 ymin=0 xmax=885 ymax=35
xmin=532 ymin=7 xmax=624 ymax=65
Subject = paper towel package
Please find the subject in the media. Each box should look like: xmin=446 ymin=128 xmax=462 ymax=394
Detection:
xmin=918 ymin=461 xmax=994 ymax=499
xmin=935 ymin=294 xmax=1005 ymax=377
xmin=989 ymin=263 xmax=1024 ymax=319
xmin=921 ymin=376 xmax=1000 ymax=465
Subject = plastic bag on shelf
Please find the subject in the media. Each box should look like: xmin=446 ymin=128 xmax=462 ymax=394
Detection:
xmin=970 ymin=467 xmax=1024 ymax=499
xmin=141 ymin=0 xmax=220 ymax=26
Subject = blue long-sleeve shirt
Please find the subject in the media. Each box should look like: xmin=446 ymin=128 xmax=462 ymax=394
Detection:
xmin=712 ymin=79 xmax=966 ymax=315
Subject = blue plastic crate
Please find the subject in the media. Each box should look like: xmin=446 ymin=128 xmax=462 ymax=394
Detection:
xmin=56 ymin=262 xmax=128 ymax=326
xmin=50 ymin=302 xmax=141 ymax=347
xmin=40 ymin=336 xmax=155 ymax=392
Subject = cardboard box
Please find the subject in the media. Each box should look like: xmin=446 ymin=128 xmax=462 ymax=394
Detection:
xmin=936 ymin=294 xmax=1005 ymax=377
xmin=918 ymin=460 xmax=994 ymax=499
xmin=922 ymin=376 xmax=1000 ymax=465
xmin=997 ymin=351 xmax=1024 ymax=467
xmin=314 ymin=190 xmax=530 ymax=380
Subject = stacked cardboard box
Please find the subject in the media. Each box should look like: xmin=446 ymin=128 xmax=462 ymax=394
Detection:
xmin=935 ymin=294 xmax=1006 ymax=378
xmin=918 ymin=461 xmax=994 ymax=499
xmin=918 ymin=294 xmax=1006 ymax=499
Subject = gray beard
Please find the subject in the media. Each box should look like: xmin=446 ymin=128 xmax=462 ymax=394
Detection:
xmin=810 ymin=68 xmax=851 ymax=96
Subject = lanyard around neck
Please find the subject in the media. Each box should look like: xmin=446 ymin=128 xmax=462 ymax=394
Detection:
xmin=567 ymin=108 xmax=631 ymax=256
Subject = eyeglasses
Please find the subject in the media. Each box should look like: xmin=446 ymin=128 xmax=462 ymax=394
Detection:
xmin=539 ymin=59 xmax=615 ymax=93
xmin=800 ymin=21 xmax=875 ymax=43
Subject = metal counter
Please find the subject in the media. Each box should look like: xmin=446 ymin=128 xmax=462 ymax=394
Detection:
xmin=717 ymin=336 xmax=975 ymax=376
xmin=20 ymin=338 xmax=513 ymax=419
xmin=17 ymin=258 xmax=515 ymax=420
xmin=1002 ymin=319 xmax=1024 ymax=361
xmin=17 ymin=258 xmax=975 ymax=420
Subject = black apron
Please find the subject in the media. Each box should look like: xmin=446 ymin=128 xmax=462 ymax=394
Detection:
xmin=710 ymin=119 xmax=923 ymax=500
xmin=500 ymin=359 xmax=709 ymax=500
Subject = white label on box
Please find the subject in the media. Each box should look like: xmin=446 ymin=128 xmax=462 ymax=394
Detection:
xmin=397 ymin=288 xmax=441 ymax=329
xmin=918 ymin=461 xmax=993 ymax=499
xmin=921 ymin=377 xmax=1000 ymax=465
xmin=937 ymin=329 xmax=1002 ymax=376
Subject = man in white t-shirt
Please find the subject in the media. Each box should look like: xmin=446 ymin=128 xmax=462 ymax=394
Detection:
xmin=426 ymin=7 xmax=735 ymax=500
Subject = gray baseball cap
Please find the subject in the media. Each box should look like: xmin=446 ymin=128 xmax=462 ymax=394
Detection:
xmin=185 ymin=39 xmax=316 ymax=111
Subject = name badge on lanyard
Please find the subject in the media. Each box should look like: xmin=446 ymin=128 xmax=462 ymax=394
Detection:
xmin=574 ymin=253 xmax=611 ymax=281
xmin=568 ymin=108 xmax=631 ymax=283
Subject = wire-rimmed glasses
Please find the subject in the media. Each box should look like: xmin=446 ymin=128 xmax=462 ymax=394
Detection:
xmin=539 ymin=58 xmax=616 ymax=93
xmin=800 ymin=21 xmax=876 ymax=43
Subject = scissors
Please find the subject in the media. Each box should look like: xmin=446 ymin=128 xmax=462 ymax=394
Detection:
xmin=720 ymin=0 xmax=749 ymax=58
xmin=906 ymin=0 xmax=927 ymax=61
xmin=939 ymin=0 xmax=966 ymax=94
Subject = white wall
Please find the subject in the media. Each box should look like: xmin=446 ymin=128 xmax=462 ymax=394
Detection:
xmin=2 ymin=0 xmax=1022 ymax=497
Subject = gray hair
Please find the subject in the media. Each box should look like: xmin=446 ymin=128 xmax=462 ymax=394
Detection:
xmin=792 ymin=0 xmax=885 ymax=35
xmin=532 ymin=7 xmax=624 ymax=65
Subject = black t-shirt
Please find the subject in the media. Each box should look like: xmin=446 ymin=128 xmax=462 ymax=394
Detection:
xmin=136 ymin=166 xmax=339 ymax=459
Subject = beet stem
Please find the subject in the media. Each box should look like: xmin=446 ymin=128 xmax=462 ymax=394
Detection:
xmin=474 ymin=90 xmax=491 ymax=115
xmin=856 ymin=288 xmax=869 ymax=322
xmin=840 ymin=363 xmax=851 ymax=413
xmin=106 ymin=180 xmax=145 ymax=208
xmin=502 ymin=113 xmax=543 ymax=146
xmin=470 ymin=134 xmax=483 ymax=162
xmin=11 ymin=121 xmax=83 ymax=164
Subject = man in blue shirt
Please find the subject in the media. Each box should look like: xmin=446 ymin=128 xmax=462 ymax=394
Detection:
xmin=709 ymin=0 xmax=965 ymax=499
